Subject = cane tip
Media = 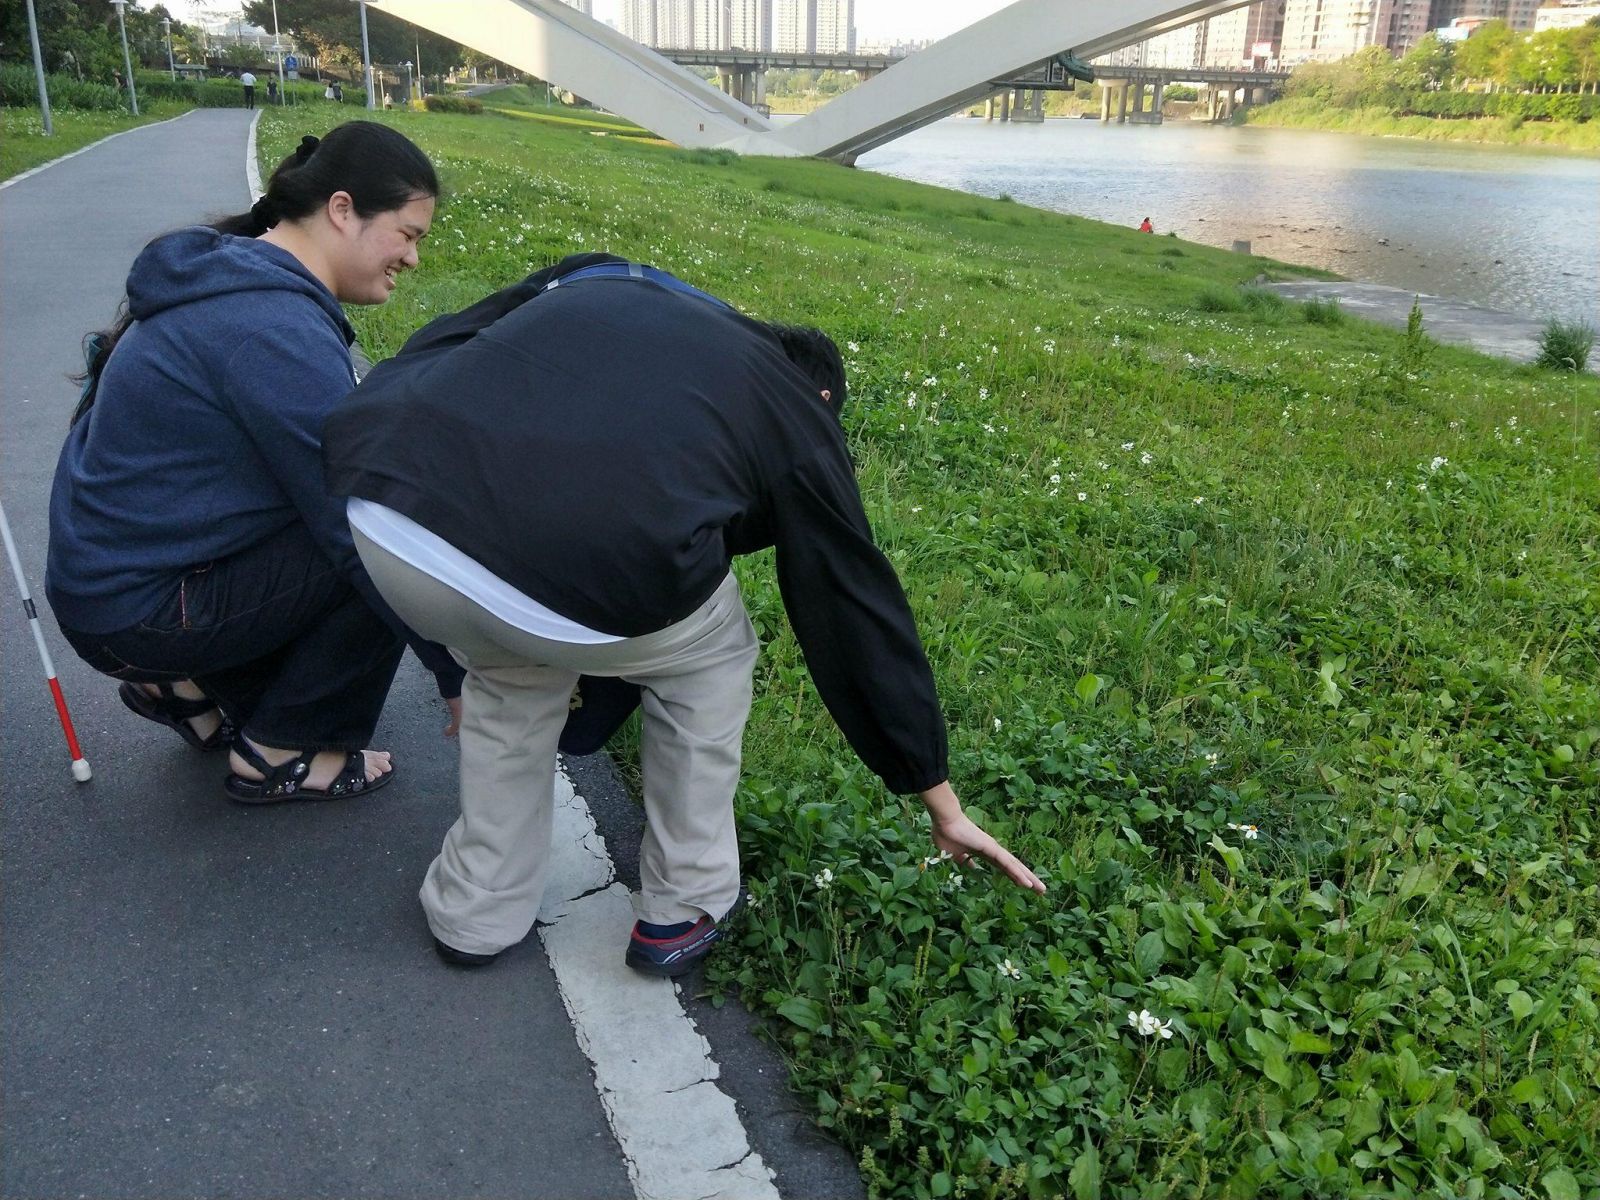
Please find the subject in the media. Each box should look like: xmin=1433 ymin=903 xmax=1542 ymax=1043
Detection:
xmin=71 ymin=759 xmax=92 ymax=783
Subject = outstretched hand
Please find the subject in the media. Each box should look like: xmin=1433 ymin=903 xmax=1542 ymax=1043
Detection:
xmin=444 ymin=696 xmax=462 ymax=738
xmin=920 ymin=781 xmax=1046 ymax=894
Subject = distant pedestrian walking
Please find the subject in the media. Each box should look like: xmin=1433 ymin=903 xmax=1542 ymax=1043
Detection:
xmin=332 ymin=81 xmax=344 ymax=102
xmin=266 ymin=76 xmax=279 ymax=105
xmin=240 ymin=70 xmax=257 ymax=109
xmin=1138 ymin=216 xmax=1154 ymax=233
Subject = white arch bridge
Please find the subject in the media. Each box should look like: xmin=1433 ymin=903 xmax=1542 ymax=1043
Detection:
xmin=368 ymin=0 xmax=1257 ymax=162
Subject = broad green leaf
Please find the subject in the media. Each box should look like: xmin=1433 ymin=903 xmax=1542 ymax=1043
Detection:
xmin=1069 ymin=1140 xmax=1101 ymax=1200
xmin=1508 ymin=990 xmax=1534 ymax=1023
xmin=776 ymin=997 xmax=822 ymax=1031
xmin=1541 ymin=1167 xmax=1579 ymax=1200
xmin=1289 ymin=1031 xmax=1334 ymax=1055
xmin=1074 ymin=672 xmax=1102 ymax=705
xmin=1134 ymin=930 xmax=1166 ymax=976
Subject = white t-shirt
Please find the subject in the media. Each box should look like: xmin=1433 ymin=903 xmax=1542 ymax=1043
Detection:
xmin=240 ymin=72 xmax=256 ymax=86
xmin=347 ymin=498 xmax=620 ymax=645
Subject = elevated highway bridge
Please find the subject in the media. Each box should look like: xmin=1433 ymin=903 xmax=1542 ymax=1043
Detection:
xmin=368 ymin=0 xmax=1265 ymax=160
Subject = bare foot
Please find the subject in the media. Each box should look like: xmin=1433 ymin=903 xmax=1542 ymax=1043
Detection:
xmin=229 ymin=742 xmax=393 ymax=791
xmin=139 ymin=680 xmax=223 ymax=744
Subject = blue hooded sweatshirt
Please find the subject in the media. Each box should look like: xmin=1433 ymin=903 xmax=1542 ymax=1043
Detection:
xmin=47 ymin=226 xmax=461 ymax=693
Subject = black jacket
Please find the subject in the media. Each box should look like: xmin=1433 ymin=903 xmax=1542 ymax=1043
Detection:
xmin=324 ymin=255 xmax=947 ymax=794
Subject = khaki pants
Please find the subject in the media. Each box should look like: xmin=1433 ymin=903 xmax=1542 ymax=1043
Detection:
xmin=354 ymin=531 xmax=758 ymax=955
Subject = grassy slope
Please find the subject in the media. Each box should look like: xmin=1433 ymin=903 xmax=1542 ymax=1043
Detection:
xmin=261 ymin=108 xmax=1600 ymax=1200
xmin=0 ymin=104 xmax=190 ymax=181
xmin=1245 ymin=96 xmax=1600 ymax=153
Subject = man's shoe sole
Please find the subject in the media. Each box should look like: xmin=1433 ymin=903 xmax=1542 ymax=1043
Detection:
xmin=433 ymin=935 xmax=502 ymax=968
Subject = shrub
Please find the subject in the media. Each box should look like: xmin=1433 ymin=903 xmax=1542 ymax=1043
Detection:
xmin=1535 ymin=319 xmax=1595 ymax=371
xmin=1241 ymin=286 xmax=1288 ymax=319
xmin=1302 ymin=296 xmax=1345 ymax=325
xmin=423 ymin=93 xmax=483 ymax=115
xmin=0 ymin=65 xmax=121 ymax=112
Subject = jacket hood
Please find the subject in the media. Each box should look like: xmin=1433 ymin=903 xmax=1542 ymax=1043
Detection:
xmin=126 ymin=226 xmax=354 ymax=343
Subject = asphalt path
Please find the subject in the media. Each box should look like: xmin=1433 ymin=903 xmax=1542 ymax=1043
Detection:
xmin=0 ymin=108 xmax=632 ymax=1200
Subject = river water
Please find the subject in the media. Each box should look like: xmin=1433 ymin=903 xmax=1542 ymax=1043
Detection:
xmin=853 ymin=118 xmax=1599 ymax=325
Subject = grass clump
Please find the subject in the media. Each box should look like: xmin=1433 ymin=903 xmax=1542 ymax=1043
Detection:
xmin=1536 ymin=319 xmax=1595 ymax=372
xmin=256 ymin=108 xmax=1600 ymax=1200
xmin=1302 ymin=295 xmax=1345 ymax=325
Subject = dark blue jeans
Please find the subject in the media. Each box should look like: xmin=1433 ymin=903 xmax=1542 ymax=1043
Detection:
xmin=59 ymin=522 xmax=403 ymax=752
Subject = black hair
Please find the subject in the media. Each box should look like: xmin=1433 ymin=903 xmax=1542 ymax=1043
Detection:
xmin=218 ymin=120 xmax=439 ymax=237
xmin=72 ymin=122 xmax=438 ymax=427
xmin=766 ymin=323 xmax=847 ymax=415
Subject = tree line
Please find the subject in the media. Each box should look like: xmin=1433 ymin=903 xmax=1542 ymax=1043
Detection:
xmin=0 ymin=0 xmax=510 ymax=87
xmin=1288 ymin=19 xmax=1600 ymax=108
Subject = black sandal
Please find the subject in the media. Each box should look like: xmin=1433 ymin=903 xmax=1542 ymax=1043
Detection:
xmin=224 ymin=739 xmax=394 ymax=805
xmin=118 ymin=682 xmax=236 ymax=751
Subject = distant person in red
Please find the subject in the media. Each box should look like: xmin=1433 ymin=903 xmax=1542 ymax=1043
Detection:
xmin=1138 ymin=217 xmax=1154 ymax=233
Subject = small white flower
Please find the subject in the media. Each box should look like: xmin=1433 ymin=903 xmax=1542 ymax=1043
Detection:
xmin=1049 ymin=473 xmax=1061 ymax=485
xmin=906 ymin=394 xmax=918 ymax=409
xmin=999 ymin=959 xmax=1022 ymax=981
xmin=978 ymin=387 xmax=989 ymax=401
xmin=846 ymin=341 xmax=860 ymax=353
xmin=1193 ymin=496 xmax=1206 ymax=506
xmin=1226 ymin=822 xmax=1260 ymax=840
xmin=1140 ymin=451 xmax=1153 ymax=465
xmin=1429 ymin=456 xmax=1448 ymax=472
xmin=1077 ymin=492 xmax=1088 ymax=502
xmin=910 ymin=505 xmax=922 ymax=513
xmin=1126 ymin=1009 xmax=1174 ymax=1039
xmin=1205 ymin=752 xmax=1219 ymax=765
xmin=1416 ymin=482 xmax=1428 ymax=493
xmin=923 ymin=375 xmax=939 ymax=387
xmin=945 ymin=872 xmax=965 ymax=890
xmin=992 ymin=718 xmax=1002 ymax=732
xmin=813 ymin=868 xmax=834 ymax=890
xmin=1122 ymin=442 xmax=1135 ymax=452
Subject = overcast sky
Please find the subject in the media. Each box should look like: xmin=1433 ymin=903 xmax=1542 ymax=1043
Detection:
xmin=165 ymin=2 xmax=1017 ymax=45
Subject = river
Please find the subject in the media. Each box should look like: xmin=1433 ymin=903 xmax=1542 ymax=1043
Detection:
xmin=852 ymin=118 xmax=1599 ymax=326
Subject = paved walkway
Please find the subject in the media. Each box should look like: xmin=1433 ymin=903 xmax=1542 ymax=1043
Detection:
xmin=1 ymin=109 xmax=864 ymax=1200
xmin=0 ymin=109 xmax=639 ymax=1200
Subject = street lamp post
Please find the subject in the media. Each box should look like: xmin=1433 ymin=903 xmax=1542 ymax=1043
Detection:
xmin=359 ymin=1 xmax=375 ymax=110
xmin=23 ymin=0 xmax=53 ymax=136
xmin=162 ymin=17 xmax=175 ymax=81
xmin=270 ymin=0 xmax=286 ymax=103
xmin=109 ymin=0 xmax=139 ymax=116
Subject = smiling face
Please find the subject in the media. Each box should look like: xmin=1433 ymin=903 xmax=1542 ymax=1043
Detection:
xmin=329 ymin=191 xmax=435 ymax=305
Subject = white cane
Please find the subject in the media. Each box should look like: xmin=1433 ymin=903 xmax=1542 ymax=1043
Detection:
xmin=0 ymin=497 xmax=91 ymax=781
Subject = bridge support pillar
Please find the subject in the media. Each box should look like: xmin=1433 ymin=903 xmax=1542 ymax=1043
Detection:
xmin=1032 ymin=88 xmax=1043 ymax=120
xmin=754 ymin=68 xmax=765 ymax=108
xmin=1132 ymin=82 xmax=1145 ymax=118
xmin=998 ymin=90 xmax=1010 ymax=121
xmin=1117 ymin=83 xmax=1128 ymax=123
xmin=985 ymin=95 xmax=994 ymax=120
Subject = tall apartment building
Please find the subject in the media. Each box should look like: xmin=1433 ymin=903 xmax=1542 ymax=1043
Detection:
xmin=1533 ymin=0 xmax=1600 ymax=29
xmin=557 ymin=0 xmax=594 ymax=14
xmin=1205 ymin=1 xmax=1286 ymax=66
xmin=814 ymin=0 xmax=855 ymax=53
xmin=1430 ymin=0 xmax=1542 ymax=30
xmin=729 ymin=0 xmax=772 ymax=50
xmin=621 ymin=0 xmax=657 ymax=45
xmin=773 ymin=0 xmax=811 ymax=52
xmin=692 ymin=0 xmax=729 ymax=49
xmin=1279 ymin=0 xmax=1433 ymax=63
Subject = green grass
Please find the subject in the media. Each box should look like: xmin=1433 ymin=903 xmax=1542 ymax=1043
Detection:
xmin=258 ymin=108 xmax=1600 ymax=1200
xmin=0 ymin=104 xmax=190 ymax=181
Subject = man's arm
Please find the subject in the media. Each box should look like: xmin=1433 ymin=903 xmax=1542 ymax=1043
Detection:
xmin=771 ymin=446 xmax=1044 ymax=892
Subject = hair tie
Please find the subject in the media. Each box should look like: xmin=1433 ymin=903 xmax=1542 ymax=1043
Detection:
xmin=250 ymin=195 xmax=279 ymax=230
xmin=295 ymin=135 xmax=320 ymax=163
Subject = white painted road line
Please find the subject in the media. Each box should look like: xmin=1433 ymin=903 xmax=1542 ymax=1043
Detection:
xmin=542 ymin=769 xmax=780 ymax=1200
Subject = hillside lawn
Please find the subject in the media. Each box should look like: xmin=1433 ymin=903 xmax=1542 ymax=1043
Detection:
xmin=239 ymin=105 xmax=1597 ymax=1200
